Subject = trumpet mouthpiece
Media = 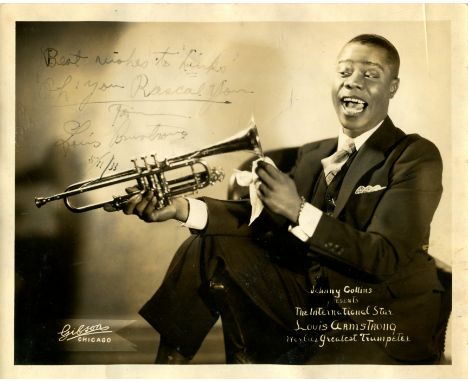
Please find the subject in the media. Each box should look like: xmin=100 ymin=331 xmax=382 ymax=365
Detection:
xmin=35 ymin=197 xmax=47 ymax=208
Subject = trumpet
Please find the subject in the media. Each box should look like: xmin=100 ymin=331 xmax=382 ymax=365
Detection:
xmin=35 ymin=125 xmax=263 ymax=213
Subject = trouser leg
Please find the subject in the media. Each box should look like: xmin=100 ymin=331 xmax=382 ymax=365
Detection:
xmin=139 ymin=235 xmax=220 ymax=359
xmin=140 ymin=234 xmax=312 ymax=362
xmin=209 ymin=266 xmax=313 ymax=364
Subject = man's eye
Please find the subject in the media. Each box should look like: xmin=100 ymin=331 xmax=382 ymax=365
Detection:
xmin=339 ymin=71 xmax=351 ymax=77
xmin=364 ymin=71 xmax=380 ymax=78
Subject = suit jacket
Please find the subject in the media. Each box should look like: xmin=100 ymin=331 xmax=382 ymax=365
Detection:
xmin=197 ymin=116 xmax=444 ymax=362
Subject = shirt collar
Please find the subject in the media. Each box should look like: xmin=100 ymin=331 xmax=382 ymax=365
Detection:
xmin=337 ymin=120 xmax=384 ymax=151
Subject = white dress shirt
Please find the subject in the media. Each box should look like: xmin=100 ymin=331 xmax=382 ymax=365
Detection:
xmin=182 ymin=121 xmax=383 ymax=238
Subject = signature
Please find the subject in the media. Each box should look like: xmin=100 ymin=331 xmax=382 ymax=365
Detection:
xmin=58 ymin=323 xmax=112 ymax=342
xmin=108 ymin=102 xmax=188 ymax=147
xmin=55 ymin=119 xmax=101 ymax=156
xmin=110 ymin=121 xmax=188 ymax=147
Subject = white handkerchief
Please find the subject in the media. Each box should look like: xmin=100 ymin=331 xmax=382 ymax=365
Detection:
xmin=235 ymin=157 xmax=276 ymax=225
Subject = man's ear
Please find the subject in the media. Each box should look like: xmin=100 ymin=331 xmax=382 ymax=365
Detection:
xmin=389 ymin=78 xmax=400 ymax=98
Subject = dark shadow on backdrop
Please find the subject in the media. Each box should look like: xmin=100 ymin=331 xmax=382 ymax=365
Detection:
xmin=15 ymin=145 xmax=83 ymax=364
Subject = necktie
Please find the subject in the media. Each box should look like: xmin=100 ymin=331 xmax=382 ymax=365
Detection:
xmin=321 ymin=139 xmax=356 ymax=185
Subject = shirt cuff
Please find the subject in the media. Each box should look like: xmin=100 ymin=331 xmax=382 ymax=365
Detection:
xmin=180 ymin=197 xmax=208 ymax=230
xmin=288 ymin=203 xmax=322 ymax=242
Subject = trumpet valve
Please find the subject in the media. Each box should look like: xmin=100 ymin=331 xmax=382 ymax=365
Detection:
xmin=150 ymin=154 xmax=160 ymax=169
xmin=141 ymin=155 xmax=150 ymax=170
xmin=131 ymin=157 xmax=139 ymax=170
xmin=131 ymin=157 xmax=146 ymax=189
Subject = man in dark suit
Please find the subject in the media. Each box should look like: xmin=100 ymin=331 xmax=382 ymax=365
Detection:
xmin=123 ymin=34 xmax=444 ymax=364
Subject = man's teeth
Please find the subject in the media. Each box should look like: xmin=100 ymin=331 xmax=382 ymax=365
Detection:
xmin=341 ymin=97 xmax=367 ymax=114
xmin=343 ymin=97 xmax=366 ymax=104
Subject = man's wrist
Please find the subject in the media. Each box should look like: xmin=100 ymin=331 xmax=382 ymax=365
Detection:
xmin=174 ymin=197 xmax=190 ymax=222
xmin=293 ymin=196 xmax=307 ymax=225
xmin=288 ymin=203 xmax=323 ymax=242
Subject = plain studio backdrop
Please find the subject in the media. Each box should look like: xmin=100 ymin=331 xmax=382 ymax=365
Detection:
xmin=15 ymin=21 xmax=451 ymax=364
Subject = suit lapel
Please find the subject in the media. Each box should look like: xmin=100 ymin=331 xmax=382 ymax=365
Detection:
xmin=332 ymin=117 xmax=405 ymax=218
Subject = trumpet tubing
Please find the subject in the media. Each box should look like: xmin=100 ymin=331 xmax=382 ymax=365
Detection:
xmin=34 ymin=125 xmax=263 ymax=213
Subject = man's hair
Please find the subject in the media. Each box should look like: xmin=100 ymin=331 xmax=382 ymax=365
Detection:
xmin=347 ymin=34 xmax=400 ymax=78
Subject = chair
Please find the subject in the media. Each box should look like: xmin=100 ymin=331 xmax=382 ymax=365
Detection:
xmin=433 ymin=259 xmax=452 ymax=363
xmin=211 ymin=147 xmax=452 ymax=364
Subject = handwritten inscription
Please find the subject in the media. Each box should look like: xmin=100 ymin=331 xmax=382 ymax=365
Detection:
xmin=43 ymin=46 xmax=230 ymax=76
xmin=39 ymin=75 xmax=73 ymax=102
xmin=108 ymin=102 xmax=188 ymax=147
xmin=107 ymin=103 xmax=191 ymax=121
xmin=88 ymin=152 xmax=119 ymax=178
xmin=179 ymin=49 xmax=226 ymax=75
xmin=53 ymin=103 xmax=188 ymax=177
xmin=54 ymin=113 xmax=188 ymax=153
xmin=40 ymin=75 xmax=126 ymax=111
xmin=42 ymin=48 xmax=88 ymax=68
xmin=130 ymin=73 xmax=204 ymax=98
xmin=39 ymin=46 xmax=254 ymax=110
xmin=55 ymin=119 xmax=101 ymax=156
xmin=39 ymin=73 xmax=252 ymax=111
xmin=39 ymin=44 xmax=253 ymax=179
xmin=95 ymin=48 xmax=148 ymax=69
xmin=79 ymin=80 xmax=125 ymax=111
xmin=110 ymin=123 xmax=188 ymax=147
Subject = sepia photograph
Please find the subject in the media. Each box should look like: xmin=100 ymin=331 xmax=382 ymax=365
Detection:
xmin=1 ymin=3 xmax=467 ymax=379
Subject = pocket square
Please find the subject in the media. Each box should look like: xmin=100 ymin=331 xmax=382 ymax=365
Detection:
xmin=355 ymin=185 xmax=387 ymax=194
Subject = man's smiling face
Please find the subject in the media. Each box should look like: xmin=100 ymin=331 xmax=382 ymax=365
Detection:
xmin=332 ymin=42 xmax=400 ymax=137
